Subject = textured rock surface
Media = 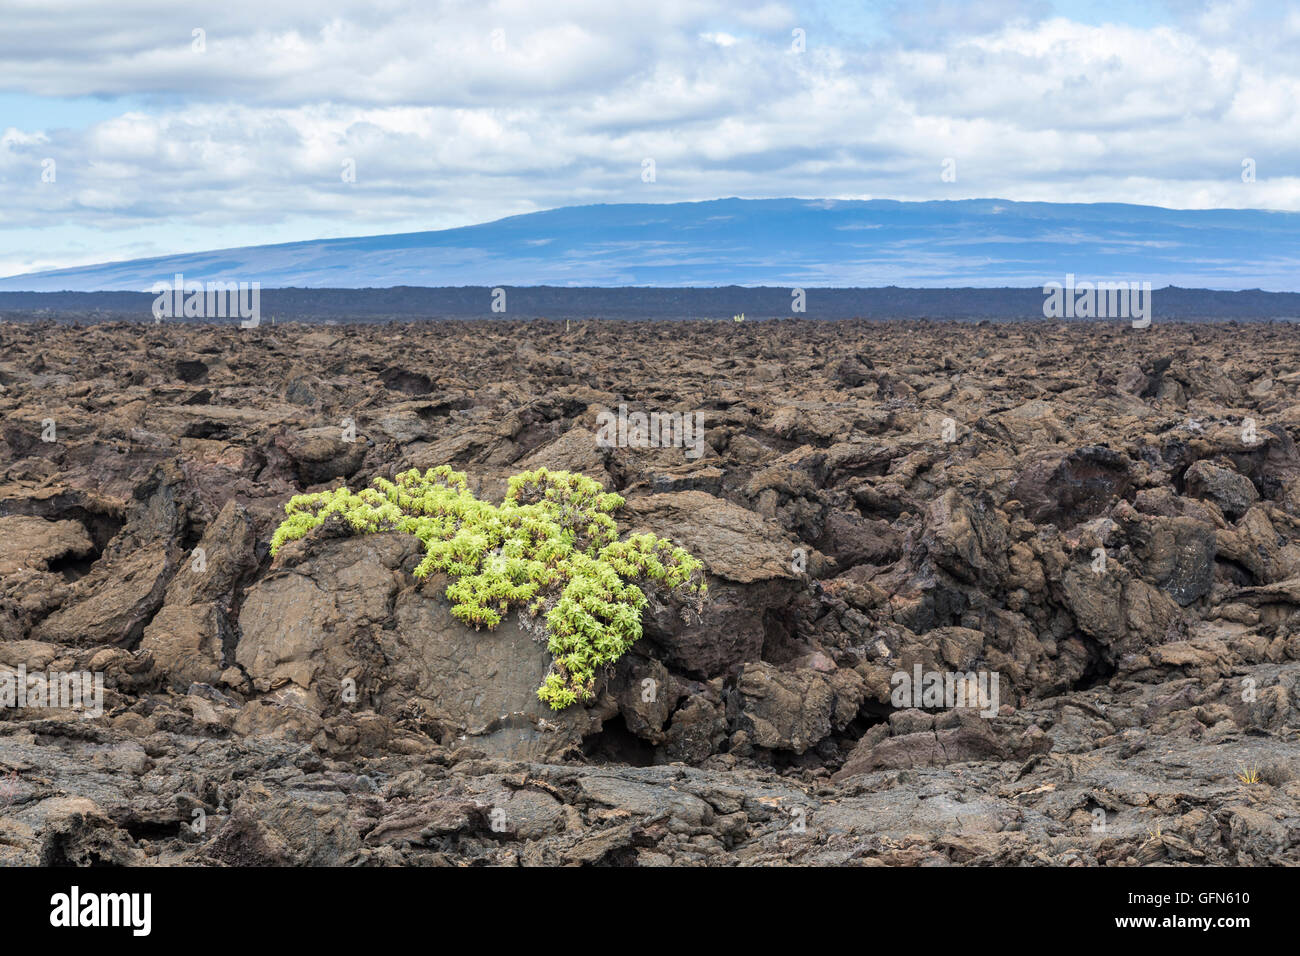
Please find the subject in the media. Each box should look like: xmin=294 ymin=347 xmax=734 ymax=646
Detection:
xmin=2 ymin=318 xmax=1300 ymax=866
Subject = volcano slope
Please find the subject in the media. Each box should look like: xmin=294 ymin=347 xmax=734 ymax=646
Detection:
xmin=1 ymin=317 xmax=1299 ymax=866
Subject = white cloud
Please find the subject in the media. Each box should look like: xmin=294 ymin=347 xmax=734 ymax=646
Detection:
xmin=0 ymin=0 xmax=1297 ymax=274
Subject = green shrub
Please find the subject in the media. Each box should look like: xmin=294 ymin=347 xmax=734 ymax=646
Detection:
xmin=270 ymin=466 xmax=706 ymax=710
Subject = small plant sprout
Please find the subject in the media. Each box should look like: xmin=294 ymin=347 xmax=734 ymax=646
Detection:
xmin=1235 ymin=764 xmax=1261 ymax=785
xmin=270 ymin=467 xmax=706 ymax=710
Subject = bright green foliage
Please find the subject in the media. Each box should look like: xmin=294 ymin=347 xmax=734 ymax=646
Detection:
xmin=270 ymin=466 xmax=706 ymax=710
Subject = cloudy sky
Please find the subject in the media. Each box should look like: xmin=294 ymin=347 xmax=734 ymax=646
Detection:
xmin=1 ymin=0 xmax=1297 ymax=277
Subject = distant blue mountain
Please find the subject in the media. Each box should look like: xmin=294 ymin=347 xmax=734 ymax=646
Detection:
xmin=3 ymin=198 xmax=1298 ymax=291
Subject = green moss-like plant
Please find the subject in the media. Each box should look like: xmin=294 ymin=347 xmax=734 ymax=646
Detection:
xmin=270 ymin=466 xmax=706 ymax=710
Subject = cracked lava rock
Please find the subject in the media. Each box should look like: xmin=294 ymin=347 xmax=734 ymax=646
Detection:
xmin=2 ymin=317 xmax=1299 ymax=866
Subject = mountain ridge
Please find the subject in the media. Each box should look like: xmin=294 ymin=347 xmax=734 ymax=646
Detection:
xmin=4 ymin=197 xmax=1298 ymax=292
